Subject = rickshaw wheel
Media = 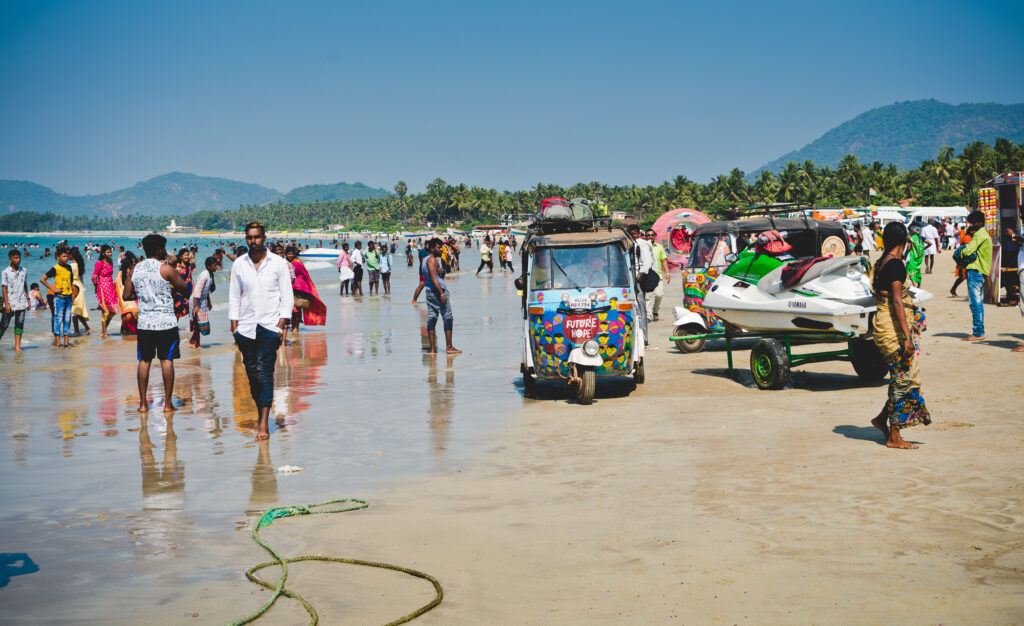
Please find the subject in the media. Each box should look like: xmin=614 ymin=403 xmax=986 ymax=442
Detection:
xmin=750 ymin=339 xmax=789 ymax=390
xmin=576 ymin=368 xmax=596 ymax=405
xmin=523 ymin=371 xmax=537 ymax=398
xmin=673 ymin=323 xmax=707 ymax=353
xmin=633 ymin=358 xmax=645 ymax=384
xmin=851 ymin=338 xmax=887 ymax=382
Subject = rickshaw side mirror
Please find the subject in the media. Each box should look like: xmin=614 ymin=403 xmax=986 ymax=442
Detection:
xmin=514 ymin=277 xmax=524 ymax=291
xmin=724 ymin=253 xmax=737 ymax=264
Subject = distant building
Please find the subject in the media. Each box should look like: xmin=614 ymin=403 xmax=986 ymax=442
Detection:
xmin=164 ymin=219 xmax=197 ymax=234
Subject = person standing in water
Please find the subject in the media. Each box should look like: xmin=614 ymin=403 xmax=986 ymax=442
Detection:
xmin=1 ymin=249 xmax=29 ymax=351
xmin=379 ymin=243 xmax=393 ymax=294
xmin=92 ymin=244 xmax=120 ymax=338
xmin=41 ymin=245 xmax=75 ymax=348
xmin=68 ymin=246 xmax=91 ymax=336
xmin=423 ymin=238 xmax=460 ymax=354
xmin=870 ymin=222 xmax=931 ymax=449
xmin=365 ymin=241 xmax=381 ymax=295
xmin=122 ymin=234 xmax=191 ymax=412
xmin=349 ymin=241 xmax=365 ymax=296
xmin=229 ymin=222 xmax=293 ymax=440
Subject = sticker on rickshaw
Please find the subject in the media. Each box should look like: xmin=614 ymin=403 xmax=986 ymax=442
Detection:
xmin=564 ymin=314 xmax=600 ymax=343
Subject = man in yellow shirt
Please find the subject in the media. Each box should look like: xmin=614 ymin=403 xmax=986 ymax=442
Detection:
xmin=960 ymin=211 xmax=992 ymax=342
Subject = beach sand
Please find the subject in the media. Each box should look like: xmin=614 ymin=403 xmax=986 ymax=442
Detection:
xmin=140 ymin=253 xmax=1023 ymax=625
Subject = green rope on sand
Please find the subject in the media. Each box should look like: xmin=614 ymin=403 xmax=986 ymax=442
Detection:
xmin=228 ymin=498 xmax=443 ymax=626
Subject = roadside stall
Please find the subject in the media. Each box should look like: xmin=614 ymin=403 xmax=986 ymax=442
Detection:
xmin=979 ymin=173 xmax=1023 ymax=302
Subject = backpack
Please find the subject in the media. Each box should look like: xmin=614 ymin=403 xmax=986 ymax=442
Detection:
xmin=953 ymin=245 xmax=976 ymax=268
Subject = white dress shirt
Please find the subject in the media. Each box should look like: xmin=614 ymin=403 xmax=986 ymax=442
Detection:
xmin=229 ymin=251 xmax=294 ymax=339
xmin=635 ymin=238 xmax=654 ymax=276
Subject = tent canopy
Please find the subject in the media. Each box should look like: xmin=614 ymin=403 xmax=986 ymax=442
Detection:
xmin=906 ymin=207 xmax=969 ymax=219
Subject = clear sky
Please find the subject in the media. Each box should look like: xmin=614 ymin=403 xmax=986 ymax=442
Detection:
xmin=2 ymin=0 xmax=1022 ymax=195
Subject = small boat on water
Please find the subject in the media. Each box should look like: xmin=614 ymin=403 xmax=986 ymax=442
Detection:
xmin=299 ymin=247 xmax=342 ymax=260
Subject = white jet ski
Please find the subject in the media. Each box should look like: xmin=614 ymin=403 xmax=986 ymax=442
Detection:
xmin=702 ymin=234 xmax=931 ymax=336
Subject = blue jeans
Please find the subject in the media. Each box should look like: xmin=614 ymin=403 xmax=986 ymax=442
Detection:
xmin=52 ymin=294 xmax=72 ymax=337
xmin=234 ymin=326 xmax=282 ymax=408
xmin=426 ymin=289 xmax=453 ymax=332
xmin=966 ymin=269 xmax=985 ymax=337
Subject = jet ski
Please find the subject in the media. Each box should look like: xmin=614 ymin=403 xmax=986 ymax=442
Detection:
xmin=702 ymin=231 xmax=931 ymax=335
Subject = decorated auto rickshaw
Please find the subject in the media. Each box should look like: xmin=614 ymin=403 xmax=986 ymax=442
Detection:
xmin=671 ymin=214 xmax=850 ymax=353
xmin=517 ymin=201 xmax=644 ymax=404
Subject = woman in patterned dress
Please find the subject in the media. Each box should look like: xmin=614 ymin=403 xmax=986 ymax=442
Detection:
xmin=69 ymin=246 xmax=91 ymax=335
xmin=92 ymin=244 xmax=120 ymax=338
xmin=173 ymin=248 xmax=193 ymax=320
xmin=871 ymin=222 xmax=931 ymax=449
xmin=116 ymin=252 xmax=138 ymax=335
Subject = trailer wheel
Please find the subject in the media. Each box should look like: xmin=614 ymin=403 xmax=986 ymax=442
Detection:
xmin=750 ymin=338 xmax=790 ymax=390
xmin=673 ymin=323 xmax=707 ymax=353
xmin=575 ymin=368 xmax=596 ymax=405
xmin=633 ymin=358 xmax=645 ymax=384
xmin=851 ymin=338 xmax=887 ymax=382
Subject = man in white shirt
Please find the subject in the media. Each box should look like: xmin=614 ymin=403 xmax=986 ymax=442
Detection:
xmin=229 ymin=222 xmax=294 ymax=440
xmin=920 ymin=221 xmax=940 ymax=274
xmin=627 ymin=225 xmax=655 ymax=346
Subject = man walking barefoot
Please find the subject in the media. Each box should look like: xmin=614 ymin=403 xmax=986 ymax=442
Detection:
xmin=423 ymin=238 xmax=460 ymax=354
xmin=123 ymin=234 xmax=191 ymax=412
xmin=229 ymin=222 xmax=293 ymax=439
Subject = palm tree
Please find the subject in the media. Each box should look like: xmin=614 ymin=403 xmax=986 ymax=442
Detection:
xmin=752 ymin=170 xmax=779 ymax=204
xmin=394 ymin=180 xmax=408 ymax=199
xmin=778 ymin=162 xmax=802 ymax=203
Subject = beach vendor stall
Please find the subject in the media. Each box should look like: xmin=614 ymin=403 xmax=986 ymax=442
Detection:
xmin=979 ymin=173 xmax=1023 ymax=303
xmin=651 ymin=208 xmax=712 ymax=268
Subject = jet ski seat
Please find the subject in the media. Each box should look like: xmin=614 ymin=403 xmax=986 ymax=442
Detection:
xmin=758 ymin=255 xmax=862 ymax=295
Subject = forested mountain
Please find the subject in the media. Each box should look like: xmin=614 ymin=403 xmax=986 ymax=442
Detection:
xmin=281 ymin=182 xmax=388 ymax=204
xmin=0 ymin=172 xmax=388 ymax=217
xmin=755 ymin=100 xmax=1024 ymax=176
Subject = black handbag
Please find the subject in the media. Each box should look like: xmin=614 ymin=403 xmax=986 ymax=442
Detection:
xmin=640 ymin=269 xmax=660 ymax=292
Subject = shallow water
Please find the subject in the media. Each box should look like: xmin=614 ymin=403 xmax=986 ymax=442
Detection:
xmin=0 ymin=238 xmax=527 ymax=620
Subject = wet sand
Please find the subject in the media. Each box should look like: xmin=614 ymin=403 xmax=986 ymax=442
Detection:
xmin=3 ymin=252 xmax=1023 ymax=624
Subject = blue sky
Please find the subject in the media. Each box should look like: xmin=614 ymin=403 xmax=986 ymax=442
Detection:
xmin=1 ymin=0 xmax=1022 ymax=195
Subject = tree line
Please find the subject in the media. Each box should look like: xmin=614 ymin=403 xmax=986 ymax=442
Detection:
xmin=2 ymin=138 xmax=1021 ymax=233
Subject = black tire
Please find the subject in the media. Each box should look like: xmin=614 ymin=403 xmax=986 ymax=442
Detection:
xmin=633 ymin=357 xmax=645 ymax=384
xmin=523 ymin=371 xmax=536 ymax=398
xmin=749 ymin=338 xmax=790 ymax=390
xmin=851 ymin=338 xmax=887 ymax=382
xmin=576 ymin=368 xmax=596 ymax=405
xmin=673 ymin=323 xmax=707 ymax=353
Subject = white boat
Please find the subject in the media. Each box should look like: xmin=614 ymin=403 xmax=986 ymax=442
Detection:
xmin=298 ymin=247 xmax=342 ymax=260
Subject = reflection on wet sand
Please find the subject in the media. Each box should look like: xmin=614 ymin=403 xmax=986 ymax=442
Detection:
xmin=249 ymin=438 xmax=278 ymax=509
xmin=134 ymin=414 xmax=189 ymax=557
xmin=426 ymin=354 xmax=456 ymax=459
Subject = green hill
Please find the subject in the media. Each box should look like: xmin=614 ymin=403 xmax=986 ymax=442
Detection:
xmin=281 ymin=182 xmax=388 ymax=204
xmin=0 ymin=172 xmax=389 ymax=217
xmin=754 ymin=99 xmax=1024 ymax=175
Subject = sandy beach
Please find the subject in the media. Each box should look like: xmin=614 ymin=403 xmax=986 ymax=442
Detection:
xmin=103 ymin=252 xmax=1023 ymax=625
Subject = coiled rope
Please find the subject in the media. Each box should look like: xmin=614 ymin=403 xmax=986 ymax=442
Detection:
xmin=228 ymin=498 xmax=443 ymax=625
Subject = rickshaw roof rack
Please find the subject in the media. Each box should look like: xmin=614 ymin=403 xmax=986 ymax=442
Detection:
xmin=529 ymin=218 xmax=604 ymax=236
xmin=739 ymin=203 xmax=804 ymax=216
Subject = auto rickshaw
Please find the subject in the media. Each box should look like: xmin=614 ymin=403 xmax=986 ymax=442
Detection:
xmin=517 ymin=214 xmax=645 ymax=404
xmin=671 ymin=214 xmax=851 ymax=353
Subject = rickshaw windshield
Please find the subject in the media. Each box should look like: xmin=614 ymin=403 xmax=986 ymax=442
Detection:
xmin=686 ymin=234 xmax=732 ymax=269
xmin=531 ymin=245 xmax=629 ymax=290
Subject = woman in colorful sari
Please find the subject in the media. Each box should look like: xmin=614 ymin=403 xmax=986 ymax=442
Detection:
xmin=91 ymin=244 xmax=120 ymax=338
xmin=871 ymin=222 xmax=931 ymax=449
xmin=285 ymin=246 xmax=326 ymax=335
xmin=188 ymin=256 xmax=217 ymax=348
xmin=173 ymin=248 xmax=193 ymax=320
xmin=116 ymin=252 xmax=138 ymax=335
xmin=904 ymin=225 xmax=926 ymax=287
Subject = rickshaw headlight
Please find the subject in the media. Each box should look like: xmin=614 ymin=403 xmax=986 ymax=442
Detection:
xmin=582 ymin=340 xmax=600 ymax=357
